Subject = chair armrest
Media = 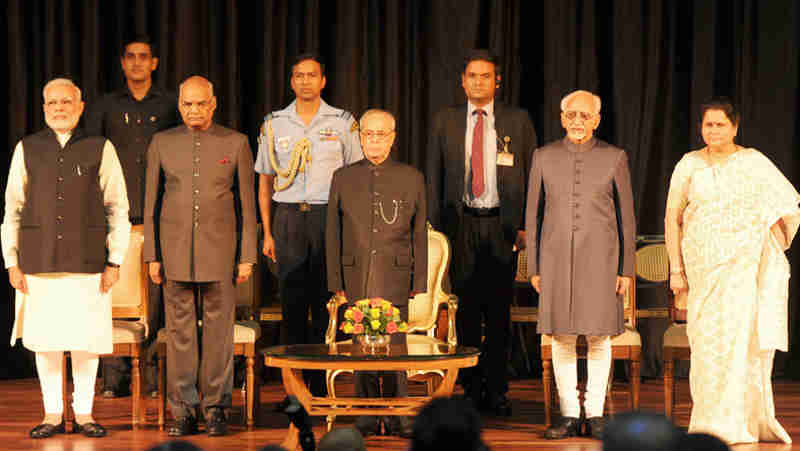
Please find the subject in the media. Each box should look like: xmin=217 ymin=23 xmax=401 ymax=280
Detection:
xmin=324 ymin=294 xmax=349 ymax=344
xmin=446 ymin=294 xmax=459 ymax=347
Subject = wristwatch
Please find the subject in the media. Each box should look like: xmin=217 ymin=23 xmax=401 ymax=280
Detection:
xmin=105 ymin=261 xmax=121 ymax=268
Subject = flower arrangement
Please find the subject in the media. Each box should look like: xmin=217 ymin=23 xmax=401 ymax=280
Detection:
xmin=340 ymin=297 xmax=408 ymax=336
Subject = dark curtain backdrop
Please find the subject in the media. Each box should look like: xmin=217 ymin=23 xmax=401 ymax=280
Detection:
xmin=5 ymin=0 xmax=800 ymax=379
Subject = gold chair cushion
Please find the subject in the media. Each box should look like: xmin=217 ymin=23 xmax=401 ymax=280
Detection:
xmin=663 ymin=323 xmax=689 ymax=348
xmin=541 ymin=326 xmax=641 ymax=346
xmin=234 ymin=321 xmax=261 ymax=343
xmin=112 ymin=320 xmax=146 ymax=344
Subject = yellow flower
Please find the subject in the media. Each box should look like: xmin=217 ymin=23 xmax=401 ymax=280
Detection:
xmin=381 ymin=300 xmax=392 ymax=311
xmin=370 ymin=320 xmax=381 ymax=331
xmin=392 ymin=307 xmax=400 ymax=316
xmin=343 ymin=323 xmax=354 ymax=334
xmin=370 ymin=308 xmax=381 ymax=319
xmin=344 ymin=309 xmax=354 ymax=320
xmin=398 ymin=322 xmax=408 ymax=332
xmin=357 ymin=299 xmax=370 ymax=308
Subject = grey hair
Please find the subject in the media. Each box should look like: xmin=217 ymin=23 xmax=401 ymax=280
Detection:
xmin=359 ymin=109 xmax=396 ymax=131
xmin=560 ymin=90 xmax=601 ymax=114
xmin=179 ymin=75 xmax=215 ymax=98
xmin=43 ymin=78 xmax=82 ymax=102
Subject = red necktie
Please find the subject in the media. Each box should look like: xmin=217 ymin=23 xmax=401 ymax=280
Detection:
xmin=471 ymin=109 xmax=485 ymax=199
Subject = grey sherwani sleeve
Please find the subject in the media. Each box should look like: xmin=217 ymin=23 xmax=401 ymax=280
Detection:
xmin=143 ymin=133 xmax=163 ymax=263
xmin=613 ymin=151 xmax=636 ymax=277
xmin=235 ymin=135 xmax=258 ymax=265
xmin=525 ymin=149 xmax=544 ymax=277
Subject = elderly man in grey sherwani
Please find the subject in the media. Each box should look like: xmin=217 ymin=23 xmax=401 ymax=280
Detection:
xmin=326 ymin=109 xmax=427 ymax=438
xmin=144 ymin=76 xmax=257 ymax=437
xmin=525 ymin=90 xmax=636 ymax=440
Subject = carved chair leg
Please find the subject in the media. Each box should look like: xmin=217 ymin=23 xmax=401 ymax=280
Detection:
xmin=542 ymin=358 xmax=552 ymax=427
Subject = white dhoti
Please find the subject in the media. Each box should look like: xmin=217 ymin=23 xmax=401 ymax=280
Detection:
xmin=10 ymin=273 xmax=112 ymax=416
xmin=10 ymin=273 xmax=112 ymax=354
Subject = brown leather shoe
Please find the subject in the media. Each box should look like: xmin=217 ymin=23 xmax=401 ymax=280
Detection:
xmin=544 ymin=416 xmax=582 ymax=439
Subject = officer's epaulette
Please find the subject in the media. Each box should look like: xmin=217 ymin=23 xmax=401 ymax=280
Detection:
xmin=338 ymin=110 xmax=353 ymax=121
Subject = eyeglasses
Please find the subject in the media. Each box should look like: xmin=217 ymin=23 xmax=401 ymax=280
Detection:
xmin=360 ymin=129 xmax=395 ymax=141
xmin=563 ymin=110 xmax=595 ymax=121
xmin=45 ymin=99 xmax=75 ymax=108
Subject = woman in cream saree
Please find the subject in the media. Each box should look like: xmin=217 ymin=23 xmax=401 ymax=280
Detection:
xmin=665 ymin=99 xmax=799 ymax=444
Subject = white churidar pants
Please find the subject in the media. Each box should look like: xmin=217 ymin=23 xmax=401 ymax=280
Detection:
xmin=551 ymin=334 xmax=612 ymax=418
xmin=35 ymin=351 xmax=99 ymax=416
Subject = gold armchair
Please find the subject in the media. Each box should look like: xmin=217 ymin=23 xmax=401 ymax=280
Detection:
xmin=323 ymin=224 xmax=458 ymax=429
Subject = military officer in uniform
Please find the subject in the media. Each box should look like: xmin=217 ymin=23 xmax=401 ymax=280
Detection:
xmin=326 ymin=109 xmax=426 ymax=438
xmin=85 ymin=34 xmax=179 ymax=399
xmin=144 ymin=76 xmax=257 ymax=437
xmin=255 ymin=53 xmax=361 ymax=395
xmin=526 ymin=90 xmax=636 ymax=440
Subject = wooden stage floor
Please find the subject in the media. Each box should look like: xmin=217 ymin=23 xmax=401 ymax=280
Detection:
xmin=1 ymin=376 xmax=799 ymax=450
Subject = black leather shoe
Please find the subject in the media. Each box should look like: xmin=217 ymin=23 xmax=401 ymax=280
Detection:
xmin=72 ymin=420 xmax=107 ymax=438
xmin=167 ymin=416 xmax=198 ymax=437
xmin=383 ymin=416 xmax=413 ymax=438
xmin=354 ymin=415 xmax=381 ymax=437
xmin=586 ymin=416 xmax=605 ymax=440
xmin=206 ymin=408 xmax=227 ymax=436
xmin=485 ymin=395 xmax=513 ymax=417
xmin=29 ymin=421 xmax=66 ymax=439
xmin=544 ymin=416 xmax=582 ymax=439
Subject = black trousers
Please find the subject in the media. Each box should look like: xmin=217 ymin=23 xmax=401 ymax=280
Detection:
xmin=102 ymin=278 xmax=163 ymax=392
xmin=273 ymin=203 xmax=330 ymax=394
xmin=452 ymin=213 xmax=513 ymax=401
xmin=163 ymin=279 xmax=235 ymax=419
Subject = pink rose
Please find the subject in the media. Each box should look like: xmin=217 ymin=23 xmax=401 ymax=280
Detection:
xmin=353 ymin=309 xmax=364 ymax=322
xmin=386 ymin=321 xmax=398 ymax=334
xmin=385 ymin=310 xmax=394 ymax=317
xmin=353 ymin=324 xmax=364 ymax=334
xmin=370 ymin=298 xmax=382 ymax=308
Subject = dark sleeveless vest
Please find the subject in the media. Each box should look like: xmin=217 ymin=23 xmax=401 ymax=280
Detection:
xmin=18 ymin=128 xmax=108 ymax=274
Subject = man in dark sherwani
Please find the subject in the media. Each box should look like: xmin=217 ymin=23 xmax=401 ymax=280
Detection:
xmin=526 ymin=90 xmax=636 ymax=440
xmin=426 ymin=49 xmax=538 ymax=416
xmin=144 ymin=76 xmax=257 ymax=437
xmin=326 ymin=109 xmax=427 ymax=438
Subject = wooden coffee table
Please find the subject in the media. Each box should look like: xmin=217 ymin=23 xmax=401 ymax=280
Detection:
xmin=263 ymin=343 xmax=479 ymax=450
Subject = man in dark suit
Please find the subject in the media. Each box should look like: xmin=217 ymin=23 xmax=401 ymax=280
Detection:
xmin=144 ymin=76 xmax=257 ymax=437
xmin=327 ymin=109 xmax=427 ymax=437
xmin=426 ymin=49 xmax=537 ymax=416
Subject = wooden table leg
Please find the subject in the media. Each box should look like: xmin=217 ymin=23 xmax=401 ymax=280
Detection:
xmin=430 ymin=368 xmax=459 ymax=398
xmin=280 ymin=368 xmax=312 ymax=451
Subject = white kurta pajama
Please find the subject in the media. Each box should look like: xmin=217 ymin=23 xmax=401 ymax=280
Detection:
xmin=2 ymin=131 xmax=130 ymax=414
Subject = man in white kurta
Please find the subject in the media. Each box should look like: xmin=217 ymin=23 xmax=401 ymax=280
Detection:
xmin=2 ymin=78 xmax=130 ymax=438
